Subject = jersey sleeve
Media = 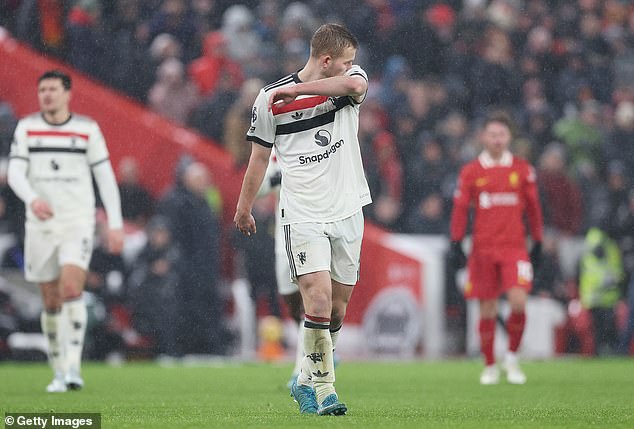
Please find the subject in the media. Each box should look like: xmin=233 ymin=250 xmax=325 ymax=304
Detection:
xmin=86 ymin=121 xmax=110 ymax=167
xmin=246 ymin=89 xmax=276 ymax=148
xmin=346 ymin=65 xmax=368 ymax=104
xmin=9 ymin=120 xmax=29 ymax=161
xmin=7 ymin=120 xmax=38 ymax=204
xmin=523 ymin=163 xmax=544 ymax=242
xmin=450 ymin=164 xmax=472 ymax=242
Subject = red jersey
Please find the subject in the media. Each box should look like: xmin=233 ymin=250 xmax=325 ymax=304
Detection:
xmin=450 ymin=151 xmax=543 ymax=250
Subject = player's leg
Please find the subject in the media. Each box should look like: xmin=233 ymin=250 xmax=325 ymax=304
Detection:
xmin=284 ymin=223 xmax=331 ymax=414
xmin=468 ymin=250 xmax=500 ymax=384
xmin=478 ymin=298 xmax=500 ymax=385
xmin=60 ymin=264 xmax=88 ymax=390
xmin=58 ymin=224 xmax=93 ymax=390
xmin=40 ymin=280 xmax=67 ymax=392
xmin=26 ymin=226 xmax=66 ymax=392
xmin=311 ymin=211 xmax=363 ymax=415
xmin=501 ymin=255 xmax=532 ymax=384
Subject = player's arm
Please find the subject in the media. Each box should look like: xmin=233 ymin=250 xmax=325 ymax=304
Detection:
xmin=449 ymin=166 xmax=472 ymax=243
xmin=448 ymin=166 xmax=472 ymax=267
xmin=523 ymin=164 xmax=544 ymax=267
xmin=523 ymin=164 xmax=544 ymax=243
xmin=269 ymin=74 xmax=367 ymax=109
xmin=88 ymin=123 xmax=124 ymax=254
xmin=92 ymin=160 xmax=124 ymax=254
xmin=235 ymin=143 xmax=272 ymax=236
xmin=7 ymin=122 xmax=53 ymax=220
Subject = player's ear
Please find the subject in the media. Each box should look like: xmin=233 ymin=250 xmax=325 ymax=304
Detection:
xmin=321 ymin=55 xmax=332 ymax=69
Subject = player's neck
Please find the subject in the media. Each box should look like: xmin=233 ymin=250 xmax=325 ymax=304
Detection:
xmin=297 ymin=60 xmax=323 ymax=83
xmin=42 ymin=109 xmax=71 ymax=125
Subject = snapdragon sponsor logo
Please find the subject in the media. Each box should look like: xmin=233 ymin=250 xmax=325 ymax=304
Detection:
xmin=298 ymin=129 xmax=345 ymax=165
xmin=298 ymin=139 xmax=345 ymax=165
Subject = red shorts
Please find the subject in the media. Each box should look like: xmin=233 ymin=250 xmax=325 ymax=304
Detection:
xmin=464 ymin=247 xmax=533 ymax=300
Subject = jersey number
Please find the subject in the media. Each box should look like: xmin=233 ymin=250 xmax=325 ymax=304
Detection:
xmin=517 ymin=261 xmax=533 ymax=284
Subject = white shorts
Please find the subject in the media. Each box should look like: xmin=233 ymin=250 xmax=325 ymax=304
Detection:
xmin=283 ymin=210 xmax=364 ymax=285
xmin=24 ymin=222 xmax=94 ymax=283
xmin=275 ymin=251 xmax=298 ymax=295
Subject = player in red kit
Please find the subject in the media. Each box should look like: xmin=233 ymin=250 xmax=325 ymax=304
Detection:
xmin=449 ymin=112 xmax=543 ymax=385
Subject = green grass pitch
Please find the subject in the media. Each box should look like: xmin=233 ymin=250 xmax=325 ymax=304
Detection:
xmin=1 ymin=359 xmax=633 ymax=428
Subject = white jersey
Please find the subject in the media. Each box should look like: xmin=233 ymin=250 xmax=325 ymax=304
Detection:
xmin=10 ymin=113 xmax=111 ymax=226
xmin=247 ymin=65 xmax=372 ymax=225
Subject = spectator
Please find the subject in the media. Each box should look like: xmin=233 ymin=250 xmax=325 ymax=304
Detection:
xmin=578 ymin=227 xmax=624 ymax=355
xmin=157 ymin=162 xmax=229 ymax=355
xmin=117 ymin=157 xmax=154 ymax=226
xmin=537 ymin=143 xmax=583 ymax=236
xmin=403 ymin=192 xmax=448 ymax=235
xmin=127 ymin=215 xmax=181 ymax=357
xmin=553 ymin=99 xmax=606 ymax=175
xmin=148 ymin=0 xmax=199 ymax=62
xmin=223 ymin=78 xmax=262 ymax=168
xmin=148 ymin=58 xmax=200 ymax=124
xmin=188 ymin=31 xmax=243 ymax=97
xmin=65 ymin=0 xmax=109 ymax=83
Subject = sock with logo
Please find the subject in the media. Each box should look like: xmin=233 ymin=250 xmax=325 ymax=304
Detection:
xmin=479 ymin=318 xmax=496 ymax=366
xmin=63 ymin=295 xmax=87 ymax=376
xmin=41 ymin=308 xmax=65 ymax=377
xmin=506 ymin=311 xmax=526 ymax=353
xmin=302 ymin=314 xmax=335 ymax=404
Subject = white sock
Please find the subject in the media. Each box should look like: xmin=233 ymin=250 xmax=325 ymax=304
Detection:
xmin=302 ymin=316 xmax=335 ymax=404
xmin=291 ymin=319 xmax=304 ymax=378
xmin=41 ymin=309 xmax=65 ymax=377
xmin=63 ymin=296 xmax=87 ymax=376
xmin=330 ymin=324 xmax=342 ymax=352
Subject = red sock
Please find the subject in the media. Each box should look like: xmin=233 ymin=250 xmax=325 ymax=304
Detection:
xmin=479 ymin=318 xmax=496 ymax=366
xmin=506 ymin=311 xmax=526 ymax=352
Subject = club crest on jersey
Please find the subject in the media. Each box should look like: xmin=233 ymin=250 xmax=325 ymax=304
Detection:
xmin=314 ymin=129 xmax=331 ymax=147
xmin=509 ymin=171 xmax=519 ymax=187
xmin=476 ymin=177 xmax=488 ymax=187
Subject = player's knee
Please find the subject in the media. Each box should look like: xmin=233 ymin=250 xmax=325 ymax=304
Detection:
xmin=40 ymin=285 xmax=62 ymax=311
xmin=60 ymin=279 xmax=83 ymax=300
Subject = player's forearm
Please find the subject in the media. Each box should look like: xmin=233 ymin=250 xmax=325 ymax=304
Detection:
xmin=92 ymin=161 xmax=124 ymax=229
xmin=7 ymin=159 xmax=38 ymax=205
xmin=449 ymin=203 xmax=469 ymax=242
xmin=295 ymin=75 xmax=367 ymax=98
xmin=237 ymin=149 xmax=270 ymax=214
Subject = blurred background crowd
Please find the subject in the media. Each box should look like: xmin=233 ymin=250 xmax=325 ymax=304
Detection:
xmin=1 ymin=0 xmax=634 ymax=360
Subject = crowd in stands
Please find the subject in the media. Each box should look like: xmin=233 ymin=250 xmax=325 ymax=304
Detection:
xmin=1 ymin=0 xmax=634 ymax=358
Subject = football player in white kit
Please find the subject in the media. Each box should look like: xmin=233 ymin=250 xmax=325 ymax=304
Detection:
xmin=234 ymin=24 xmax=371 ymax=416
xmin=8 ymin=70 xmax=123 ymax=392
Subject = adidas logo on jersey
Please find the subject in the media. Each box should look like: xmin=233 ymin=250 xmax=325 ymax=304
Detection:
xmin=291 ymin=111 xmax=303 ymax=120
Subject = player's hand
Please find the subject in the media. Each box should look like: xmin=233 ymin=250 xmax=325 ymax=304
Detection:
xmin=30 ymin=198 xmax=53 ymax=220
xmin=530 ymin=241 xmax=542 ymax=271
xmin=234 ymin=210 xmax=256 ymax=236
xmin=448 ymin=241 xmax=467 ymax=269
xmin=107 ymin=228 xmax=124 ymax=255
xmin=268 ymin=87 xmax=298 ymax=110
